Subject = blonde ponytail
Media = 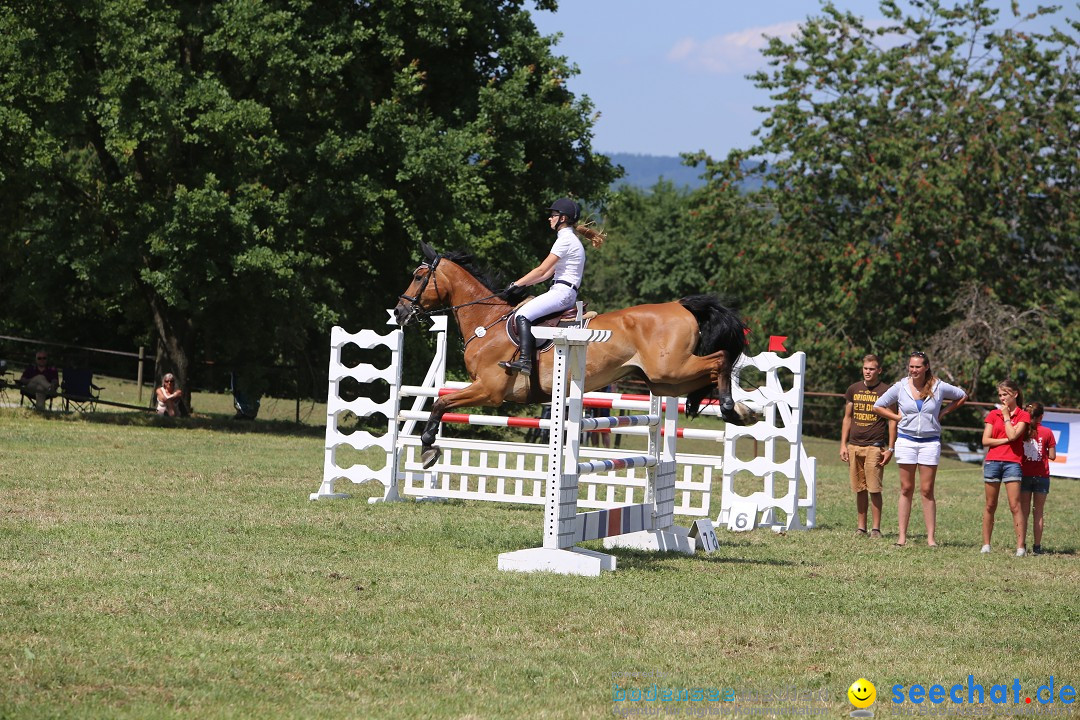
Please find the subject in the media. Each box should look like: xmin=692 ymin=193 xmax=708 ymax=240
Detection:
xmin=575 ymin=223 xmax=606 ymax=249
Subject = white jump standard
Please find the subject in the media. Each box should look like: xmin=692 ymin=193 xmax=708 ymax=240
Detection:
xmin=315 ymin=315 xmax=722 ymax=519
xmin=497 ymin=326 xmax=694 ymax=576
xmin=314 ymin=315 xmax=817 ymax=547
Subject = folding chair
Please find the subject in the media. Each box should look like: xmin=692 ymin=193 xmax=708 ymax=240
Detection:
xmin=61 ymin=368 xmax=103 ymax=413
xmin=19 ymin=383 xmax=55 ymax=410
xmin=230 ymin=372 xmax=260 ymax=420
xmin=0 ymin=365 xmax=20 ymax=406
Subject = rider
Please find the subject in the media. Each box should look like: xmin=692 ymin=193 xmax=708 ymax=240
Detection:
xmin=499 ymin=198 xmax=604 ymax=376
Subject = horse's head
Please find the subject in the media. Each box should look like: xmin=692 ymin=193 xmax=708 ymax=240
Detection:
xmin=394 ymin=242 xmax=444 ymax=326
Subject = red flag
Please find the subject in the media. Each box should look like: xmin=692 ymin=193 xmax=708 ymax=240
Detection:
xmin=768 ymin=335 xmax=788 ymax=353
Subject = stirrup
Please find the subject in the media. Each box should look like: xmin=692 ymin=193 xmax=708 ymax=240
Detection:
xmin=499 ymin=358 xmax=532 ymax=376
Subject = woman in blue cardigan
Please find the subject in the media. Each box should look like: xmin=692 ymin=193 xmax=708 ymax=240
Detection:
xmin=873 ymin=352 xmax=967 ymax=547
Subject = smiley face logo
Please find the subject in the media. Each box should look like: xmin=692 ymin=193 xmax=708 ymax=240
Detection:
xmin=848 ymin=678 xmax=876 ymax=709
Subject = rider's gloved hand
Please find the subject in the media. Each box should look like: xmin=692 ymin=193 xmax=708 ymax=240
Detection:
xmin=500 ymin=282 xmax=519 ymax=299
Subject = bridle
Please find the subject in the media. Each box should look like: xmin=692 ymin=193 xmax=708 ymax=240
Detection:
xmin=398 ymin=255 xmax=442 ymax=326
xmin=399 ymin=255 xmax=441 ymax=306
xmin=397 ymin=252 xmax=513 ymax=332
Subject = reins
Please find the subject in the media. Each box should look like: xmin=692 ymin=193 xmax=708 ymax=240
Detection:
xmin=399 ymin=254 xmax=512 ymax=329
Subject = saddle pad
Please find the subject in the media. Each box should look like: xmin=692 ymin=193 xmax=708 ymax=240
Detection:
xmin=504 ymin=313 xmax=596 ymax=352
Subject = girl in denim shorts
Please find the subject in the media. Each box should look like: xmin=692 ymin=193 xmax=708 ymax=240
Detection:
xmin=1020 ymin=402 xmax=1057 ymax=555
xmin=980 ymin=379 xmax=1030 ymax=556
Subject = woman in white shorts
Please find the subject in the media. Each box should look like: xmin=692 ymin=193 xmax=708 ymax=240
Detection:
xmin=498 ymin=198 xmax=604 ymax=376
xmin=873 ymin=351 xmax=967 ymax=547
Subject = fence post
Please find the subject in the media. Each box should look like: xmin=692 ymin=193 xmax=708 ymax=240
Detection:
xmin=137 ymin=346 xmax=145 ymax=404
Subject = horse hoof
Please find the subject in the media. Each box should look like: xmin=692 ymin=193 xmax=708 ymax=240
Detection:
xmin=722 ymin=402 xmax=756 ymax=426
xmin=421 ymin=446 xmax=442 ymax=469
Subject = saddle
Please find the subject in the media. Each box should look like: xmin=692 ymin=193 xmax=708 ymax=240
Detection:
xmin=505 ymin=303 xmax=597 ymax=353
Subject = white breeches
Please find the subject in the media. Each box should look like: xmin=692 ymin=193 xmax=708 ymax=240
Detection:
xmin=517 ymin=284 xmax=577 ymax=322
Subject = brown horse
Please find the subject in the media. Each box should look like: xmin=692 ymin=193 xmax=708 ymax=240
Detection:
xmin=394 ymin=242 xmax=754 ymax=467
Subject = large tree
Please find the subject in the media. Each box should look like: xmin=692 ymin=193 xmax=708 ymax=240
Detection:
xmin=583 ymin=180 xmax=709 ymax=312
xmin=0 ymin=0 xmax=616 ymax=404
xmin=696 ymin=0 xmax=1079 ymax=401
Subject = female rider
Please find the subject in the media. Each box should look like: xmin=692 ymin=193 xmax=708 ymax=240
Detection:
xmin=499 ymin=198 xmax=604 ymax=376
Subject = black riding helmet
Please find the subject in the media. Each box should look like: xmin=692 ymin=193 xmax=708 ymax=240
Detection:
xmin=547 ymin=197 xmax=581 ymax=224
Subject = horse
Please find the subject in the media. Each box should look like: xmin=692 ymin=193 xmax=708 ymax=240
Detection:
xmin=394 ymin=242 xmax=754 ymax=468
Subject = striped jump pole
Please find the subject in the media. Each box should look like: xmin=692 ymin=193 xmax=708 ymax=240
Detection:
xmin=498 ymin=327 xmax=694 ymax=577
xmin=576 ymin=455 xmax=656 ymax=474
xmin=579 ymin=413 xmax=659 ymax=431
xmin=395 ymin=408 xmax=723 ymax=441
xmin=401 ymin=382 xmax=734 ymax=418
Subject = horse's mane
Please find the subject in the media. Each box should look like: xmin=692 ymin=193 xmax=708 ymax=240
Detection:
xmin=442 ymin=250 xmax=529 ymax=304
xmin=442 ymin=251 xmax=502 ymax=292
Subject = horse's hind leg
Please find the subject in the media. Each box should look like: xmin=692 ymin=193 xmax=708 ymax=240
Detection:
xmin=712 ymin=351 xmax=755 ymax=426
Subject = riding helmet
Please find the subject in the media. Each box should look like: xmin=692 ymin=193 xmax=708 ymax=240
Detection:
xmin=547 ymin=197 xmax=581 ymax=224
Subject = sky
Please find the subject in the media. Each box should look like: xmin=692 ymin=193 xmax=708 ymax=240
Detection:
xmin=529 ymin=0 xmax=1074 ymax=159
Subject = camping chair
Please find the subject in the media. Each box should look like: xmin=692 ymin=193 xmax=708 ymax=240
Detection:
xmin=61 ymin=368 xmax=102 ymax=413
xmin=230 ymin=371 xmax=260 ymax=420
xmin=0 ymin=363 xmax=21 ymax=407
xmin=18 ymin=381 xmax=56 ymax=410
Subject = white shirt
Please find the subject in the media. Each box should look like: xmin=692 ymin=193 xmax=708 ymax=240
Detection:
xmin=549 ymin=226 xmax=585 ymax=288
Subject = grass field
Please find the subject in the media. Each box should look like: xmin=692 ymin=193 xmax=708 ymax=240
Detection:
xmin=1 ymin=402 xmax=1078 ymax=719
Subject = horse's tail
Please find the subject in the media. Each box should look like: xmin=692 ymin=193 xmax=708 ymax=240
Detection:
xmin=679 ymin=295 xmax=746 ymax=418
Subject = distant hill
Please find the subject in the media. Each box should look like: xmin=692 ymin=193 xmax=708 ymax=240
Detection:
xmin=607 ymin=153 xmax=764 ymax=193
xmin=607 ymin=153 xmax=709 ymax=191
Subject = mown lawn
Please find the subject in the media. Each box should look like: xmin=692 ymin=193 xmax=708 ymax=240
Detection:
xmin=1 ymin=407 xmax=1077 ymax=719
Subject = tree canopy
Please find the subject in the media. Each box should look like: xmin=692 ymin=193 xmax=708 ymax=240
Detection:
xmin=4 ymin=0 xmax=1077 ymax=410
xmin=687 ymin=0 xmax=1080 ymax=402
xmin=0 ymin=0 xmax=617 ymax=401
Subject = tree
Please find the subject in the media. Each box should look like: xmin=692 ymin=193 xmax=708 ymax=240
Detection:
xmin=923 ymin=281 xmax=1046 ymax=397
xmin=583 ymin=180 xmax=707 ymax=311
xmin=696 ymin=0 xmax=1080 ymax=401
xmin=0 ymin=0 xmax=617 ymax=404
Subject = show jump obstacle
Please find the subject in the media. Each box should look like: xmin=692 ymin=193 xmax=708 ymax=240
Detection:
xmin=497 ymin=326 xmax=693 ymax=575
xmin=314 ymin=313 xmax=816 ymax=541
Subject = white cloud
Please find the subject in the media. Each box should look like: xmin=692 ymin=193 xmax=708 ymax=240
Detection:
xmin=667 ymin=21 xmax=805 ymax=74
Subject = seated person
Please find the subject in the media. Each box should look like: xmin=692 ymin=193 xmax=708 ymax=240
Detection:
xmin=19 ymin=350 xmax=59 ymax=410
xmin=156 ymin=373 xmax=183 ymax=416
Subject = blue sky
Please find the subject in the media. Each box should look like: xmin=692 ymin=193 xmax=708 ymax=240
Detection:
xmin=530 ymin=0 xmax=1074 ymax=158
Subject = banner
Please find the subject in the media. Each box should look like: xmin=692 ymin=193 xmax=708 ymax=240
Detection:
xmin=1042 ymin=411 xmax=1080 ymax=479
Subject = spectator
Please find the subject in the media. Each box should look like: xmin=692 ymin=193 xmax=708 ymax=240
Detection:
xmin=1020 ymin=402 xmax=1056 ymax=555
xmin=156 ymin=373 xmax=183 ymax=417
xmin=980 ymin=379 xmax=1030 ymax=556
xmin=840 ymin=354 xmax=896 ymax=538
xmin=873 ymin=351 xmax=967 ymax=547
xmin=19 ymin=350 xmax=59 ymax=410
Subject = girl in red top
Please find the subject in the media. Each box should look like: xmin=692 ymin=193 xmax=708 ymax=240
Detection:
xmin=980 ymin=379 xmax=1030 ymax=556
xmin=1020 ymin=402 xmax=1057 ymax=555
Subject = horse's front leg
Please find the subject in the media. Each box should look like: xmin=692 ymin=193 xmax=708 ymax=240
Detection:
xmin=419 ymin=397 xmax=449 ymax=469
xmin=418 ymin=382 xmax=504 ymax=469
xmin=712 ymin=351 xmax=755 ymax=426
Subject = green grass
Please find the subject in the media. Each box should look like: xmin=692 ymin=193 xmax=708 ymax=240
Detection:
xmin=1 ymin=407 xmax=1078 ymax=719
xmin=34 ymin=373 xmax=329 ymax=426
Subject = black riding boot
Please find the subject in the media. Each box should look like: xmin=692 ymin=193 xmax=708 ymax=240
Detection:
xmin=499 ymin=315 xmax=534 ymax=376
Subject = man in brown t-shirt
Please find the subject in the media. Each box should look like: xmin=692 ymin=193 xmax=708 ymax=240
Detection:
xmin=840 ymin=354 xmax=897 ymax=537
